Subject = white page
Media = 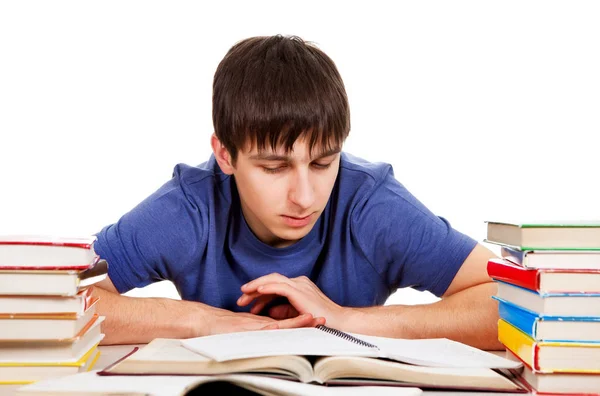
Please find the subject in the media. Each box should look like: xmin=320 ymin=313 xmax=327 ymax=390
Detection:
xmin=181 ymin=328 xmax=378 ymax=362
xmin=130 ymin=338 xmax=211 ymax=362
xmin=182 ymin=328 xmax=521 ymax=369
xmin=16 ymin=370 xmax=423 ymax=396
xmin=355 ymin=334 xmax=522 ymax=369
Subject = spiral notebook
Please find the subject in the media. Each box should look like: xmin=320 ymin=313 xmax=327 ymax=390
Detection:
xmin=181 ymin=325 xmax=520 ymax=369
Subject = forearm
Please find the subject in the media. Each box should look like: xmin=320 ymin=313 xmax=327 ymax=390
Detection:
xmin=92 ymin=286 xmax=209 ymax=345
xmin=342 ymin=282 xmax=503 ymax=350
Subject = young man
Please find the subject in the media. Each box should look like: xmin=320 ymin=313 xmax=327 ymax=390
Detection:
xmin=93 ymin=35 xmax=501 ymax=349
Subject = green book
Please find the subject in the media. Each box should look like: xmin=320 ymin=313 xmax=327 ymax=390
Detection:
xmin=485 ymin=220 xmax=600 ymax=250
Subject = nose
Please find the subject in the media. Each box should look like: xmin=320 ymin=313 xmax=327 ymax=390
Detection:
xmin=288 ymin=169 xmax=315 ymax=211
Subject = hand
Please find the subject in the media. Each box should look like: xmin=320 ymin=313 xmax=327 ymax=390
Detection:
xmin=200 ymin=305 xmax=322 ymax=336
xmin=237 ymin=273 xmax=345 ymax=328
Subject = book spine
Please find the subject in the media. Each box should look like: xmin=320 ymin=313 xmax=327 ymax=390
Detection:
xmin=497 ymin=319 xmax=537 ymax=371
xmin=487 ymin=258 xmax=539 ymax=291
xmin=500 ymin=246 xmax=526 ymax=265
xmin=497 ymin=299 xmax=538 ymax=339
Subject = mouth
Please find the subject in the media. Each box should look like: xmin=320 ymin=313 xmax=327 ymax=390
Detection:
xmin=281 ymin=213 xmax=313 ymax=228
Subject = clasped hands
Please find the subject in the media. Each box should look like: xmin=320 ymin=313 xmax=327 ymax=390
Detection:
xmin=205 ymin=273 xmax=348 ymax=335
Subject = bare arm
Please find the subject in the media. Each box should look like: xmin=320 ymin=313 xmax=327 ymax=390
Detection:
xmin=93 ymin=278 xmax=324 ymax=345
xmin=343 ymin=282 xmax=501 ymax=350
xmin=341 ymin=244 xmax=502 ymax=350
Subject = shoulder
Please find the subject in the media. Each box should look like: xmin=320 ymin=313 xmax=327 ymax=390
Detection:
xmin=339 ymin=152 xmax=418 ymax=213
xmin=173 ymin=156 xmax=229 ymax=187
xmin=338 ymin=152 xmax=394 ymax=203
xmin=170 ymin=156 xmax=232 ymax=205
xmin=339 ymin=152 xmax=392 ymax=185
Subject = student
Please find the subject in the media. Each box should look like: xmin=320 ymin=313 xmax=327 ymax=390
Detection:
xmin=93 ymin=35 xmax=501 ymax=349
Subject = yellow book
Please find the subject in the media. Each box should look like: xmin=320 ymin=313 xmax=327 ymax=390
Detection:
xmin=498 ymin=319 xmax=600 ymax=373
xmin=0 ymin=344 xmax=100 ymax=385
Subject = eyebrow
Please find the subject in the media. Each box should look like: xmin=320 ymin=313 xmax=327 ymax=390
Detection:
xmin=249 ymin=148 xmax=341 ymax=162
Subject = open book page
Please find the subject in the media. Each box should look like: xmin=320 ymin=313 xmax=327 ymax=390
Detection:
xmin=105 ymin=338 xmax=314 ymax=382
xmin=16 ymin=371 xmax=423 ymax=396
xmin=313 ymin=356 xmax=523 ymax=391
xmin=182 ymin=328 xmax=378 ymax=362
xmin=355 ymin=334 xmax=521 ymax=369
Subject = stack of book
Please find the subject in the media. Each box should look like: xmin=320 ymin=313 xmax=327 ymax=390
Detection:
xmin=0 ymin=236 xmax=107 ymax=387
xmin=485 ymin=220 xmax=600 ymax=395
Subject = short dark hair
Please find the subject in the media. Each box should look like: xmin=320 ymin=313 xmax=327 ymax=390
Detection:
xmin=212 ymin=35 xmax=350 ymax=163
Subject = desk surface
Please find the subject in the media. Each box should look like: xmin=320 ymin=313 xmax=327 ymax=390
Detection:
xmin=2 ymin=345 xmax=528 ymax=396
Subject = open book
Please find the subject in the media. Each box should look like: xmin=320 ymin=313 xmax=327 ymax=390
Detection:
xmin=18 ymin=371 xmax=423 ymax=396
xmin=100 ymin=327 xmax=525 ymax=392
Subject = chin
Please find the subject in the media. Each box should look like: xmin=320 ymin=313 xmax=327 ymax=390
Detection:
xmin=273 ymin=226 xmax=313 ymax=242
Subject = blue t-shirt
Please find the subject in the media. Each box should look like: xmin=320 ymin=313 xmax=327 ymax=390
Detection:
xmin=94 ymin=153 xmax=477 ymax=311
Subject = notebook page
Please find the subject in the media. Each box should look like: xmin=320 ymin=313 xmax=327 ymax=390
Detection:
xmin=181 ymin=328 xmax=378 ymax=362
xmin=356 ymin=334 xmax=522 ymax=369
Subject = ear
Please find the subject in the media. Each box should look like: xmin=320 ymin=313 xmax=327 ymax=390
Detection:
xmin=211 ymin=134 xmax=235 ymax=175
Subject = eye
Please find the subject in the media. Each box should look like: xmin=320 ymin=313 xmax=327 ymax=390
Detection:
xmin=311 ymin=162 xmax=332 ymax=170
xmin=262 ymin=166 xmax=287 ymax=174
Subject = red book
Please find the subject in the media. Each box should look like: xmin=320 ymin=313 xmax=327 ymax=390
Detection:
xmin=487 ymin=258 xmax=600 ymax=293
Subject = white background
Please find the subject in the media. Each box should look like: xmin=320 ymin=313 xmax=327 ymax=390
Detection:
xmin=1 ymin=1 xmax=599 ymax=304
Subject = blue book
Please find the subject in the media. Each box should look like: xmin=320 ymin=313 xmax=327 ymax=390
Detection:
xmin=495 ymin=280 xmax=600 ymax=317
xmin=495 ymin=298 xmax=600 ymax=342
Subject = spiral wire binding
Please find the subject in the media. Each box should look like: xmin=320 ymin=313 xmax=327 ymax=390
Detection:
xmin=317 ymin=325 xmax=380 ymax=350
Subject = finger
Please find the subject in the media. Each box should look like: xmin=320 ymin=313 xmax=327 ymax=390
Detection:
xmin=258 ymin=315 xmax=325 ymax=331
xmin=275 ymin=313 xmax=315 ymax=329
xmin=311 ymin=316 xmax=327 ymax=327
xmin=269 ymin=304 xmax=299 ymax=319
xmin=260 ymin=322 xmax=280 ymax=330
xmin=241 ymin=273 xmax=292 ymax=293
xmin=250 ymin=295 xmax=277 ymax=314
xmin=253 ymin=283 xmax=301 ymax=307
xmin=236 ymin=291 xmax=263 ymax=307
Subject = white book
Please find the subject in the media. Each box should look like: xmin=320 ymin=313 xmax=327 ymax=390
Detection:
xmin=496 ymin=281 xmax=600 ymax=317
xmin=501 ymin=246 xmax=600 ymax=270
xmin=0 ymin=289 xmax=95 ymax=315
xmin=0 ymin=316 xmax=104 ymax=363
xmin=0 ymin=235 xmax=97 ymax=269
xmin=0 ymin=346 xmax=100 ymax=385
xmin=0 ymin=259 xmax=107 ymax=296
xmin=0 ymin=305 xmax=99 ymax=341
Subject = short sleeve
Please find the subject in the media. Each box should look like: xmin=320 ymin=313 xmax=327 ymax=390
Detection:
xmin=93 ymin=166 xmax=206 ymax=294
xmin=351 ymin=169 xmax=477 ymax=297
